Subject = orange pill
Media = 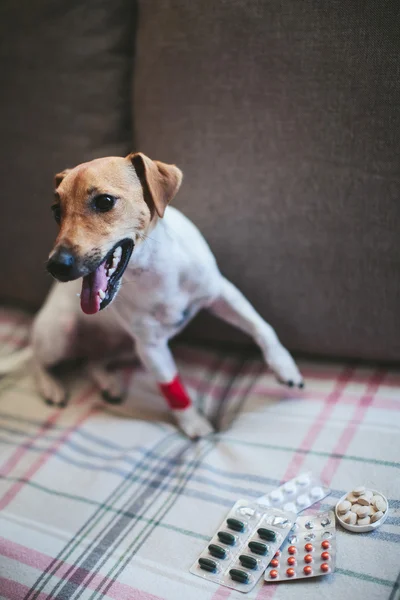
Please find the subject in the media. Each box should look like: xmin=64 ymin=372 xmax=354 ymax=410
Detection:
xmin=270 ymin=569 xmax=278 ymax=579
xmin=321 ymin=563 xmax=330 ymax=573
xmin=304 ymin=554 xmax=313 ymax=564
xmin=274 ymin=550 xmax=281 ymax=558
xmin=321 ymin=540 xmax=330 ymax=550
xmin=303 ymin=566 xmax=313 ymax=576
xmin=288 ymin=546 xmax=297 ymax=555
xmin=270 ymin=558 xmax=279 ymax=568
xmin=286 ymin=568 xmax=295 ymax=577
xmin=321 ymin=551 xmax=330 ymax=561
xmin=304 ymin=543 xmax=313 ymax=552
xmin=287 ymin=556 xmax=296 ymax=566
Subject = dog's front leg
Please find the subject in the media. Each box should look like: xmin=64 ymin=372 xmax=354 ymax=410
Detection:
xmin=135 ymin=340 xmax=214 ymax=439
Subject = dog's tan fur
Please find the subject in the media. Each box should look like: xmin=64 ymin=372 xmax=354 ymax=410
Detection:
xmin=52 ymin=154 xmax=181 ymax=266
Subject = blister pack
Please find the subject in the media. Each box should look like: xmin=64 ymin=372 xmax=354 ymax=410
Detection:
xmin=257 ymin=471 xmax=330 ymax=513
xmin=264 ymin=510 xmax=336 ymax=582
xmin=190 ymin=500 xmax=295 ymax=592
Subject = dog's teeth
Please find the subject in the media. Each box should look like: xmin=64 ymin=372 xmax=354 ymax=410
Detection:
xmin=98 ymin=289 xmax=106 ymax=300
xmin=112 ymin=258 xmax=119 ymax=268
xmin=108 ymin=267 xmax=116 ymax=276
xmin=114 ymin=246 xmax=122 ymax=259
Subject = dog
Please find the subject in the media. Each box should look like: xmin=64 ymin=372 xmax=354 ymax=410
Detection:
xmin=0 ymin=153 xmax=303 ymax=438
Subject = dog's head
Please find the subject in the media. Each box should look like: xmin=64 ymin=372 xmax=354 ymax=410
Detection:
xmin=47 ymin=153 xmax=182 ymax=315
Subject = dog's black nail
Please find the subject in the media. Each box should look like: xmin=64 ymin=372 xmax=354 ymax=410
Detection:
xmin=44 ymin=398 xmax=55 ymax=406
xmin=287 ymin=380 xmax=294 ymax=387
xmin=58 ymin=400 xmax=68 ymax=408
xmin=102 ymin=390 xmax=123 ymax=405
xmin=107 ymin=396 xmax=123 ymax=405
xmin=299 ymin=382 xmax=305 ymax=389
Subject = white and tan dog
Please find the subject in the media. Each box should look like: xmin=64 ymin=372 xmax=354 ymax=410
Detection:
xmin=0 ymin=153 xmax=303 ymax=438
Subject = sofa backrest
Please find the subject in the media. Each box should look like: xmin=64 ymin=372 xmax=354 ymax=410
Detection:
xmin=0 ymin=0 xmax=135 ymax=308
xmin=132 ymin=0 xmax=400 ymax=361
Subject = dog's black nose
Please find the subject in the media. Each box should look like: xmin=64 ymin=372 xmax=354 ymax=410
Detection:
xmin=47 ymin=248 xmax=78 ymax=281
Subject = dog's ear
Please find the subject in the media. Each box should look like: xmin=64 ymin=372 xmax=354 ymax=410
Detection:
xmin=128 ymin=152 xmax=182 ymax=218
xmin=55 ymin=169 xmax=71 ymax=188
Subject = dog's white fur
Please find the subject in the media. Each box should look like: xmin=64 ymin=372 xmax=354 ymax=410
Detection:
xmin=1 ymin=206 xmax=303 ymax=438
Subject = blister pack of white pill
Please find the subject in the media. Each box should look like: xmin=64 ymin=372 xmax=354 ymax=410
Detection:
xmin=190 ymin=499 xmax=296 ymax=592
xmin=264 ymin=510 xmax=336 ymax=582
xmin=257 ymin=472 xmax=330 ymax=513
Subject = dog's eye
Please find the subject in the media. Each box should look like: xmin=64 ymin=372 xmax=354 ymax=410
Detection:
xmin=51 ymin=205 xmax=61 ymax=224
xmin=93 ymin=194 xmax=116 ymax=212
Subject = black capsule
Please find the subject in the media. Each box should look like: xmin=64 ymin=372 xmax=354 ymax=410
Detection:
xmin=208 ymin=544 xmax=226 ymax=559
xmin=230 ymin=568 xmax=250 ymax=584
xmin=217 ymin=531 xmax=236 ymax=545
xmin=199 ymin=557 xmax=217 ymax=572
xmin=239 ymin=554 xmax=258 ymax=570
xmin=248 ymin=541 xmax=268 ymax=555
xmin=226 ymin=517 xmax=245 ymax=532
xmin=257 ymin=528 xmax=277 ymax=542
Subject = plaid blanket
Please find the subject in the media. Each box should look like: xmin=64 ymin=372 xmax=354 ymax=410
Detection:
xmin=0 ymin=308 xmax=399 ymax=600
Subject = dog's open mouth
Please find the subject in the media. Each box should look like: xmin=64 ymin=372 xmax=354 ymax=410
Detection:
xmin=80 ymin=239 xmax=134 ymax=315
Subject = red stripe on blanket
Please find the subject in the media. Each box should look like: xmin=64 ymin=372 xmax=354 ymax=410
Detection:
xmin=256 ymin=370 xmax=387 ymax=600
xmin=0 ymin=386 xmax=96 ymax=511
xmin=184 ymin=376 xmax=400 ymax=412
xmin=0 ymin=578 xmax=48 ymax=600
xmin=0 ymin=538 xmax=165 ymax=600
xmin=281 ymin=367 xmax=354 ymax=481
xmin=211 ymin=588 xmax=232 ymax=599
xmin=1 ymin=332 xmax=400 ymax=409
xmin=322 ymin=370 xmax=386 ymax=482
xmin=0 ymin=410 xmax=64 ymax=480
xmin=253 ymin=369 xmax=354 ymax=600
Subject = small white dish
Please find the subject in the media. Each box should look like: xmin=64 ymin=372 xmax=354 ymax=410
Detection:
xmin=335 ymin=489 xmax=389 ymax=533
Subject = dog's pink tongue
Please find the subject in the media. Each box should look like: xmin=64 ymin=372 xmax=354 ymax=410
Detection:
xmin=80 ymin=261 xmax=108 ymax=315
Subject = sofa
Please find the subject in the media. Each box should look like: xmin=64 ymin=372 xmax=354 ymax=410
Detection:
xmin=0 ymin=2 xmax=399 ymax=599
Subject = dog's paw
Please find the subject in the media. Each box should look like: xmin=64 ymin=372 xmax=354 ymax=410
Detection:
xmin=44 ymin=395 xmax=68 ymax=408
xmin=102 ymin=390 xmax=124 ymax=405
xmin=41 ymin=379 xmax=68 ymax=407
xmin=172 ymin=406 xmax=214 ymax=439
xmin=98 ymin=374 xmax=124 ymax=404
xmin=267 ymin=344 xmax=304 ymax=389
xmin=34 ymin=363 xmax=67 ymax=407
xmin=88 ymin=363 xmax=125 ymax=402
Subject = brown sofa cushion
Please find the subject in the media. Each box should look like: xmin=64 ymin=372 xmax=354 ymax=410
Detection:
xmin=0 ymin=0 xmax=135 ymax=308
xmin=133 ymin=0 xmax=400 ymax=361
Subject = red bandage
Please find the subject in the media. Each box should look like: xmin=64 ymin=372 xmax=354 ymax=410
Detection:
xmin=159 ymin=376 xmax=192 ymax=409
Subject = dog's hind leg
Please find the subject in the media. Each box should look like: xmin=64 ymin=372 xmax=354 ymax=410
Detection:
xmin=209 ymin=277 xmax=304 ymax=388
